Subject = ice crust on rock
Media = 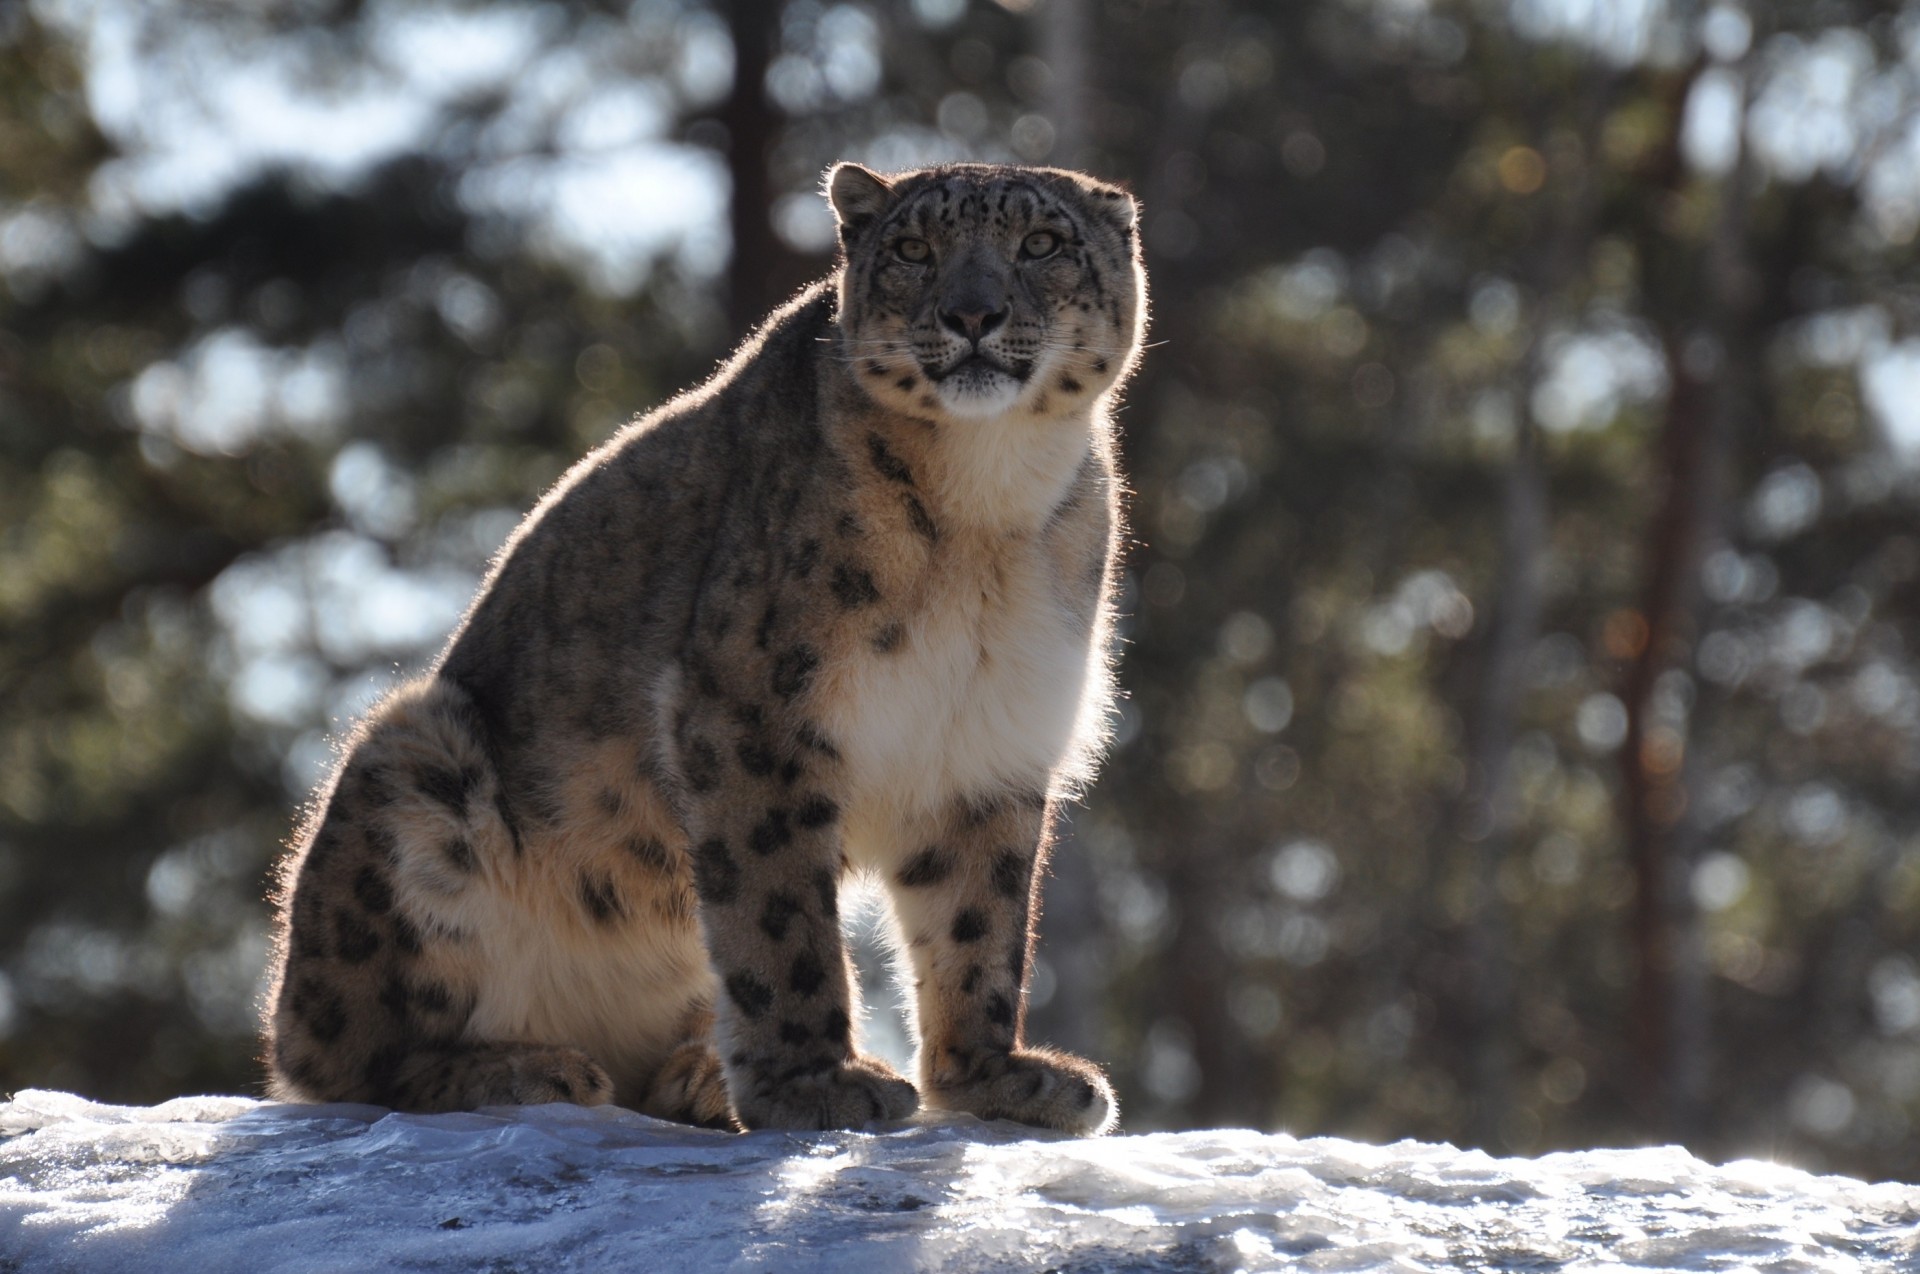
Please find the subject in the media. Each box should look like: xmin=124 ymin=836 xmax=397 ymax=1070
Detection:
xmin=3 ymin=1089 xmax=1918 ymax=1272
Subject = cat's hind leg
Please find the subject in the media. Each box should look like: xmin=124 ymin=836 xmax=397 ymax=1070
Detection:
xmin=264 ymin=678 xmax=615 ymax=1111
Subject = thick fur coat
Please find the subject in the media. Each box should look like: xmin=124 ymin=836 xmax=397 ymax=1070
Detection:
xmin=263 ymin=162 xmax=1147 ymax=1133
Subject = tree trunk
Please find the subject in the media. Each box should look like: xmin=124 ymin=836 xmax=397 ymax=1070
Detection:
xmin=1621 ymin=59 xmax=1753 ymax=1138
xmin=1450 ymin=68 xmax=1616 ymax=1148
xmin=720 ymin=0 xmax=799 ymax=334
xmin=1458 ymin=413 xmax=1547 ymax=1146
xmin=1040 ymin=0 xmax=1091 ymax=165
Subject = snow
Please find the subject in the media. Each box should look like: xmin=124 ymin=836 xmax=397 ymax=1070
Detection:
xmin=3 ymin=1090 xmax=1917 ymax=1272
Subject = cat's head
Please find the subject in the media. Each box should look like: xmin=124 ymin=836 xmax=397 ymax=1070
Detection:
xmin=827 ymin=162 xmax=1145 ymax=423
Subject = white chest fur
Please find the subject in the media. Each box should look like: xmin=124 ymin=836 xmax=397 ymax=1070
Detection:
xmin=823 ymin=527 xmax=1103 ymax=865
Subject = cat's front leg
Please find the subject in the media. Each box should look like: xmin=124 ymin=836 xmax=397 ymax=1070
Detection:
xmin=887 ymin=788 xmax=1117 ymax=1135
xmin=674 ymin=700 xmax=917 ymax=1131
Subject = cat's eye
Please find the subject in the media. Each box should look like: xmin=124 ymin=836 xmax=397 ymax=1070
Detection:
xmin=895 ymin=238 xmax=931 ymax=263
xmin=1021 ymin=231 xmax=1061 ymax=259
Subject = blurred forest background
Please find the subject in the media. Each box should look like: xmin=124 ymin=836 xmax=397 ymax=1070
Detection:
xmin=6 ymin=0 xmax=1920 ymax=1180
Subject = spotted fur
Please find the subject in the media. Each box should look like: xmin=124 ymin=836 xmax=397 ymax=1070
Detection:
xmin=262 ymin=162 xmax=1145 ymax=1134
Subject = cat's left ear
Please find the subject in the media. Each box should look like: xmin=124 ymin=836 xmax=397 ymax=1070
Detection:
xmin=1083 ymin=181 xmax=1138 ymax=236
xmin=825 ymin=163 xmax=897 ymax=236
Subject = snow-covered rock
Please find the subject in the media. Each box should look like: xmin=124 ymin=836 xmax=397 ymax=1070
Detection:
xmin=3 ymin=1089 xmax=1916 ymax=1272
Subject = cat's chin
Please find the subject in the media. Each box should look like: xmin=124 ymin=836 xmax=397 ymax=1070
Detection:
xmin=933 ymin=369 xmax=1025 ymax=420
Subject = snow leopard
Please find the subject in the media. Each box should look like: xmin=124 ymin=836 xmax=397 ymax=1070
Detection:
xmin=262 ymin=161 xmax=1146 ymax=1134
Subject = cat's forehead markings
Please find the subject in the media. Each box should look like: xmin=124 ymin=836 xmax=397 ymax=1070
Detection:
xmin=893 ymin=179 xmax=1063 ymax=242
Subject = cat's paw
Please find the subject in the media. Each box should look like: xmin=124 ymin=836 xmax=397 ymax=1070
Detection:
xmin=926 ymin=1046 xmax=1115 ymax=1135
xmin=499 ymin=1046 xmax=616 ymax=1107
xmin=642 ymin=1040 xmax=741 ymax=1130
xmin=733 ymin=1054 xmax=920 ymax=1130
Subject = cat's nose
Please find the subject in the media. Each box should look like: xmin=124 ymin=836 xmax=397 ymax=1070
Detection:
xmin=939 ymin=304 xmax=1008 ymax=344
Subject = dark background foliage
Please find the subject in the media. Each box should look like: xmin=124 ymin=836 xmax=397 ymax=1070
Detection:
xmin=6 ymin=0 xmax=1920 ymax=1181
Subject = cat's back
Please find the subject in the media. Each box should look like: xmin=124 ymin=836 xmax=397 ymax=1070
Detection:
xmin=436 ymin=285 xmax=840 ymax=713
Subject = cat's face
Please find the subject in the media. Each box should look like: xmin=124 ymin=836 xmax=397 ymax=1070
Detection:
xmin=829 ymin=163 xmax=1144 ymax=422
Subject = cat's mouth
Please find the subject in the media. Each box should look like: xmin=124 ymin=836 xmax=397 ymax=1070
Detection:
xmin=929 ymin=351 xmax=1032 ymax=385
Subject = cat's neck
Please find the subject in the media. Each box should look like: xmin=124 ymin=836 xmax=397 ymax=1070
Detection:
xmin=917 ymin=404 xmax=1098 ymax=536
xmin=832 ymin=380 xmax=1103 ymax=539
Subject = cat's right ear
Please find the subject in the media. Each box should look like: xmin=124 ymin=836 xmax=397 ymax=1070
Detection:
xmin=825 ymin=163 xmax=896 ymax=238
